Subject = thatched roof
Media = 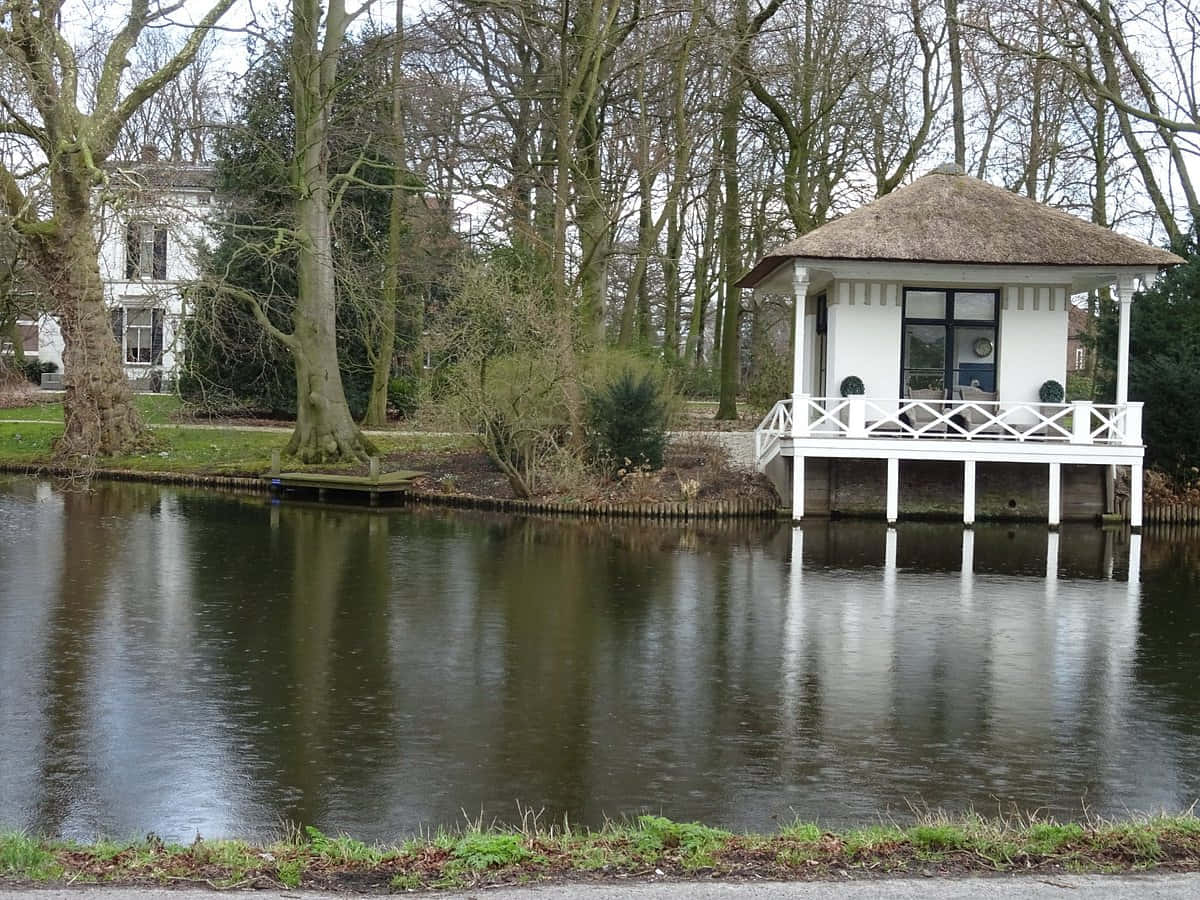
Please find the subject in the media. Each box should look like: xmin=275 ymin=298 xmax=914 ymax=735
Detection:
xmin=737 ymin=165 xmax=1183 ymax=288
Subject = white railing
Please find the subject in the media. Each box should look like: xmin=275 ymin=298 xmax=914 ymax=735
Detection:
xmin=755 ymin=396 xmax=1142 ymax=465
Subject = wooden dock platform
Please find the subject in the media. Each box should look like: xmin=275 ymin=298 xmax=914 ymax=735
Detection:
xmin=264 ymin=461 xmax=424 ymax=504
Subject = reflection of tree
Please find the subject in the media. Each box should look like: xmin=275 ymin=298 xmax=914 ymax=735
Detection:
xmin=180 ymin=500 xmax=396 ymax=827
xmin=1133 ymin=536 xmax=1200 ymax=724
xmin=33 ymin=482 xmax=159 ymax=833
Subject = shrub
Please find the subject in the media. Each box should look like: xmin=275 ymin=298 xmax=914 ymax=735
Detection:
xmin=451 ymin=833 xmax=533 ymax=870
xmin=745 ymin=350 xmax=791 ymax=411
xmin=17 ymin=358 xmax=56 ymax=385
xmin=667 ymin=359 xmax=720 ymax=399
xmin=586 ymin=370 xmax=668 ymax=474
xmin=387 ymin=376 xmax=420 ymax=419
xmin=1038 ymin=379 xmax=1065 ymax=403
xmin=840 ymin=375 xmax=865 ymax=396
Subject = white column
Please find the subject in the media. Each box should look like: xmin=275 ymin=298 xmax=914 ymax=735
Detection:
xmin=1130 ymin=462 xmax=1143 ymax=530
xmin=1046 ymin=531 xmax=1060 ymax=583
xmin=1116 ymin=277 xmax=1136 ymax=406
xmin=791 ymin=456 xmax=805 ymax=521
xmin=886 ymin=457 xmax=899 ymax=524
xmin=1048 ymin=462 xmax=1061 ymax=529
xmin=791 ymin=264 xmax=810 ymax=439
xmin=884 ymin=526 xmax=898 ymax=571
xmin=963 ymin=459 xmax=976 ymax=527
xmin=960 ymin=528 xmax=975 ymax=576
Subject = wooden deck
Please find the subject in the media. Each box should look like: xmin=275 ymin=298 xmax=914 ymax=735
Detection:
xmin=264 ymin=469 xmax=424 ymax=503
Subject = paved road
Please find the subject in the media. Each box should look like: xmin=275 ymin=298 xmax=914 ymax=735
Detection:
xmin=5 ymin=875 xmax=1200 ymax=899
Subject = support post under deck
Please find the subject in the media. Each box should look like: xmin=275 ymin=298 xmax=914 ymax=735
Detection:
xmin=791 ymin=456 xmax=805 ymax=522
xmin=1130 ymin=462 xmax=1143 ymax=530
xmin=1048 ymin=462 xmax=1061 ymax=529
xmin=963 ymin=459 xmax=976 ymax=527
xmin=886 ymin=457 xmax=899 ymax=524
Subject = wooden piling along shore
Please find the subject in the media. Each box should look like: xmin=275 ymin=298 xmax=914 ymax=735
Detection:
xmin=0 ymin=463 xmax=779 ymax=520
xmin=6 ymin=461 xmax=1193 ymax=525
xmin=1117 ymin=496 xmax=1200 ymax=525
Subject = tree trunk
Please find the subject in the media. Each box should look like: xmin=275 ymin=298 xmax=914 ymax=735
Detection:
xmin=715 ymin=36 xmax=745 ymax=420
xmin=288 ymin=0 xmax=376 ymax=462
xmin=33 ymin=178 xmax=142 ymax=457
xmin=946 ymin=0 xmax=966 ymax=168
xmin=363 ymin=1 xmax=408 ymax=428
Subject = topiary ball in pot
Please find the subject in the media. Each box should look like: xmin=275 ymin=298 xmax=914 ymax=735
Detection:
xmin=840 ymin=375 xmax=865 ymax=397
xmin=1038 ymin=379 xmax=1065 ymax=404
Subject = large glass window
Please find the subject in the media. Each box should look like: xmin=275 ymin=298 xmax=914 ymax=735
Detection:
xmin=902 ymin=289 xmax=998 ymax=399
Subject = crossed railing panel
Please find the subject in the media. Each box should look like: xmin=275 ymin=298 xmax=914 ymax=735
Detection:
xmin=755 ymin=397 xmax=1141 ymax=467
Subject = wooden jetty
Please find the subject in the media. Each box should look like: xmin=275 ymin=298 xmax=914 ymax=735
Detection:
xmin=264 ymin=452 xmax=423 ymax=504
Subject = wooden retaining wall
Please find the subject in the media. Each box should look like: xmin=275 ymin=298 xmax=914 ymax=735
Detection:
xmin=0 ymin=464 xmax=778 ymax=521
xmin=1116 ymin=496 xmax=1200 ymax=525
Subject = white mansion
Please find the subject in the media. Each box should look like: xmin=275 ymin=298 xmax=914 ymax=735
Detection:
xmin=36 ymin=151 xmax=216 ymax=391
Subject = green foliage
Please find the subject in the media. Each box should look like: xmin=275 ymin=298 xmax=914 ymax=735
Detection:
xmin=303 ymin=826 xmax=381 ymax=864
xmin=745 ymin=350 xmax=791 ymax=411
xmin=909 ymin=824 xmax=967 ymax=852
xmin=1093 ymin=229 xmax=1200 ymax=478
xmin=585 ymin=370 xmax=668 ymax=473
xmin=182 ymin=35 xmax=448 ymax=421
xmin=450 ymin=833 xmax=533 ymax=870
xmin=778 ymin=821 xmax=822 ymax=842
xmin=387 ymin=376 xmax=420 ymax=419
xmin=667 ymin=360 xmax=720 ymax=399
xmin=17 ymin=358 xmax=56 ymax=385
xmin=275 ymin=859 xmax=303 ymax=888
xmin=1038 ymin=379 xmax=1065 ymax=404
xmin=631 ymin=816 xmax=730 ymax=865
xmin=1024 ymin=823 xmax=1084 ymax=855
xmin=840 ymin=375 xmax=865 ymax=396
xmin=0 ymin=832 xmax=61 ymax=880
xmin=1066 ymin=372 xmax=1093 ymax=402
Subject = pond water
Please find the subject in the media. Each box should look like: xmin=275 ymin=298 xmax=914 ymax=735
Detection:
xmin=1 ymin=475 xmax=1198 ymax=842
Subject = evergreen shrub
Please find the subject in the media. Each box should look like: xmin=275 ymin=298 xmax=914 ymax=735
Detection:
xmin=586 ymin=369 xmax=668 ymax=473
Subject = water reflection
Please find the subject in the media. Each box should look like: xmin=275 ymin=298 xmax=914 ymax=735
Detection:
xmin=0 ymin=476 xmax=1196 ymax=842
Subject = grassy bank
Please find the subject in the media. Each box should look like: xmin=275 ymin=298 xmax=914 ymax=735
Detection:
xmin=2 ymin=813 xmax=1199 ymax=891
xmin=0 ymin=421 xmax=468 ymax=476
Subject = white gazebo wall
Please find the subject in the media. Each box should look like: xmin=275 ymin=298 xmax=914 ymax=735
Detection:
xmin=825 ymin=280 xmax=903 ymax=401
xmin=996 ymin=285 xmax=1068 ymax=409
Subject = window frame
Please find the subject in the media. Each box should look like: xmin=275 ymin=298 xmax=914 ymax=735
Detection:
xmin=900 ymin=287 xmax=1000 ymax=399
xmin=125 ymin=221 xmax=169 ymax=281
xmin=114 ymin=305 xmax=165 ymax=366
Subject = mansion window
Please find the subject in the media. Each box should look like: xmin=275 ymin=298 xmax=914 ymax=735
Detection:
xmin=111 ymin=307 xmax=164 ymax=365
xmin=125 ymin=222 xmax=168 ymax=280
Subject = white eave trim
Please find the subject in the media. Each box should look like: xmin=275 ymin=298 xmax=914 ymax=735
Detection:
xmin=753 ymin=258 xmax=1161 ymax=295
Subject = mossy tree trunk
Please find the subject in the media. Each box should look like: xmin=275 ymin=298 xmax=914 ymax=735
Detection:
xmin=0 ymin=0 xmax=235 ymax=460
xmin=31 ymin=176 xmax=140 ymax=455
xmin=284 ymin=0 xmax=376 ymax=462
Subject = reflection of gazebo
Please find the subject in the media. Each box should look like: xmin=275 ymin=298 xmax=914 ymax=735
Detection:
xmin=742 ymin=165 xmax=1182 ymax=528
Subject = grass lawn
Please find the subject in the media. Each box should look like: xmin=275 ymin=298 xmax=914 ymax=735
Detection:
xmin=0 ymin=421 xmax=469 ymax=476
xmin=1 ymin=813 xmax=1198 ymax=890
xmin=0 ymin=393 xmax=182 ymax=424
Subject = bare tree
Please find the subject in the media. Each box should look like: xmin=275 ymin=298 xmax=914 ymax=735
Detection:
xmin=0 ymin=0 xmax=235 ymax=457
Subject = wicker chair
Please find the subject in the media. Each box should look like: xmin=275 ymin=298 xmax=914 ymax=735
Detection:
xmin=957 ymin=384 xmax=997 ymax=430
